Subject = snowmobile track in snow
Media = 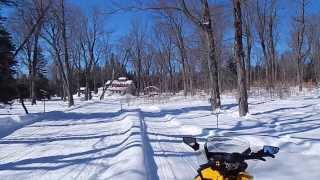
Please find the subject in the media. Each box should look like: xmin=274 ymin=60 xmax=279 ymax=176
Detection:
xmin=141 ymin=108 xmax=200 ymax=180
xmin=139 ymin=109 xmax=160 ymax=180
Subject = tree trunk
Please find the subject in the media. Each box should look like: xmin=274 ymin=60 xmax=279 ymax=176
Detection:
xmin=180 ymin=0 xmax=221 ymax=109
xmin=31 ymin=73 xmax=36 ymax=105
xmin=61 ymin=0 xmax=74 ymax=107
xmin=77 ymin=70 xmax=81 ymax=97
xmin=168 ymin=61 xmax=174 ymax=94
xmin=175 ymin=28 xmax=188 ymax=96
xmin=180 ymin=49 xmax=188 ymax=96
xmin=246 ymin=45 xmax=251 ymax=90
xmin=245 ymin=27 xmax=252 ymax=90
xmin=20 ymin=98 xmax=29 ymax=114
xmin=202 ymin=0 xmax=221 ymax=110
xmin=31 ymin=29 xmax=40 ymax=105
xmin=186 ymin=60 xmax=194 ymax=96
xmin=93 ymin=67 xmax=98 ymax=94
xmin=261 ymin=40 xmax=270 ymax=89
xmin=297 ymin=0 xmax=306 ymax=92
xmin=206 ymin=30 xmax=221 ymax=109
xmin=233 ymin=0 xmax=248 ymax=116
xmin=297 ymin=58 xmax=303 ymax=91
xmin=268 ymin=6 xmax=277 ymax=87
xmin=85 ymin=72 xmax=90 ymax=100
xmin=137 ymin=49 xmax=142 ymax=96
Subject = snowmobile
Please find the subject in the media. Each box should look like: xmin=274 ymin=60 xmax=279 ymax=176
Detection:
xmin=183 ymin=136 xmax=279 ymax=180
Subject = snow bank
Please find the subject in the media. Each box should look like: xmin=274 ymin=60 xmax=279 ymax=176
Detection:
xmin=0 ymin=114 xmax=39 ymax=138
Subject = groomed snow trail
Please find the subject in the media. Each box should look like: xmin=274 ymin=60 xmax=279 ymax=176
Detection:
xmin=0 ymin=101 xmax=147 ymax=180
xmin=140 ymin=106 xmax=201 ymax=180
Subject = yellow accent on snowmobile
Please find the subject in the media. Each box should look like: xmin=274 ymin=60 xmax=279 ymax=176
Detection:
xmin=201 ymin=167 xmax=223 ymax=180
xmin=194 ymin=167 xmax=253 ymax=180
xmin=237 ymin=172 xmax=253 ymax=180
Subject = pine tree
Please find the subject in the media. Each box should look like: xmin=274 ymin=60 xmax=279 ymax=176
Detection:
xmin=0 ymin=25 xmax=17 ymax=104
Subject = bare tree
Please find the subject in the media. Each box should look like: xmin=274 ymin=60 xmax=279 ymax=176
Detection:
xmin=180 ymin=0 xmax=221 ymax=109
xmin=60 ymin=0 xmax=74 ymax=106
xmin=76 ymin=9 xmax=104 ymax=100
xmin=306 ymin=15 xmax=320 ymax=84
xmin=255 ymin=0 xmax=268 ymax=88
xmin=41 ymin=0 xmax=74 ymax=106
xmin=126 ymin=20 xmax=147 ymax=96
xmin=267 ymin=0 xmax=278 ymax=86
xmin=12 ymin=0 xmax=50 ymax=104
xmin=153 ymin=21 xmax=176 ymax=93
xmin=111 ymin=0 xmax=221 ymax=109
xmin=233 ymin=0 xmax=248 ymax=116
xmin=291 ymin=0 xmax=309 ymax=91
xmin=154 ymin=10 xmax=189 ymax=96
xmin=243 ymin=1 xmax=254 ymax=90
xmin=12 ymin=0 xmax=52 ymax=58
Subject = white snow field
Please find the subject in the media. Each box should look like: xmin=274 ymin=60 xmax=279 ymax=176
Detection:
xmin=0 ymin=93 xmax=320 ymax=180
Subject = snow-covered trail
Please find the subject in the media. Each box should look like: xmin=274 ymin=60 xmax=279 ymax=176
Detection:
xmin=0 ymin=94 xmax=320 ymax=179
xmin=141 ymin=106 xmax=203 ymax=180
xmin=0 ymin=101 xmax=146 ymax=180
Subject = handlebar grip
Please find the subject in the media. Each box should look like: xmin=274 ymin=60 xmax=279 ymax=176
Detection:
xmin=246 ymin=150 xmax=276 ymax=161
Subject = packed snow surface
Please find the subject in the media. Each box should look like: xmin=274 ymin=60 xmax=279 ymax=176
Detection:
xmin=0 ymin=94 xmax=320 ymax=179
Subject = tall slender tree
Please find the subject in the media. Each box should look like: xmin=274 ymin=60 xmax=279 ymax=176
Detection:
xmin=292 ymin=0 xmax=308 ymax=91
xmin=233 ymin=0 xmax=248 ymax=116
xmin=243 ymin=1 xmax=254 ymax=90
xmin=180 ymin=0 xmax=221 ymax=109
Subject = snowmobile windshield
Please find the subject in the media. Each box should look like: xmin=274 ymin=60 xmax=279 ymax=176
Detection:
xmin=206 ymin=136 xmax=250 ymax=154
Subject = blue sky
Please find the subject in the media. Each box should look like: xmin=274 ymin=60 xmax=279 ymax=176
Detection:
xmin=1 ymin=0 xmax=318 ymax=74
xmin=71 ymin=0 xmax=150 ymax=41
xmin=2 ymin=0 xmax=320 ymax=56
xmin=71 ymin=0 xmax=320 ymax=55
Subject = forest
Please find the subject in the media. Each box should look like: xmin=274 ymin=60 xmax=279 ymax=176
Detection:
xmin=0 ymin=0 xmax=319 ymax=116
xmin=1 ymin=1 xmax=320 ymax=179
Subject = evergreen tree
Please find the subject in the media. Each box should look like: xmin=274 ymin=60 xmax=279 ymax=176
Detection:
xmin=0 ymin=25 xmax=17 ymax=104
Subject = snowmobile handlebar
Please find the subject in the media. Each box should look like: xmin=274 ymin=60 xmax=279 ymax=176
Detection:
xmin=183 ymin=136 xmax=279 ymax=179
xmin=182 ymin=136 xmax=279 ymax=162
xmin=244 ymin=146 xmax=279 ymax=161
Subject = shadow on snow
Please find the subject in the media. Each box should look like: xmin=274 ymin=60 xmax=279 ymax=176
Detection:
xmin=0 ymin=99 xmax=320 ymax=178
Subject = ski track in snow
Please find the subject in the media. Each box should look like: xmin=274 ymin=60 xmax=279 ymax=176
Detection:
xmin=0 ymin=94 xmax=320 ymax=179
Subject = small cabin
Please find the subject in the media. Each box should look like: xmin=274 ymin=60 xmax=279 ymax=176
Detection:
xmin=107 ymin=77 xmax=136 ymax=95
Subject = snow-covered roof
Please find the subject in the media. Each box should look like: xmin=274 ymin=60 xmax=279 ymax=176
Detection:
xmin=107 ymin=86 xmax=128 ymax=91
xmin=105 ymin=80 xmax=112 ymax=85
xmin=106 ymin=77 xmax=134 ymax=92
xmin=112 ymin=80 xmax=133 ymax=85
xmin=105 ymin=77 xmax=133 ymax=86
xmin=118 ymin=77 xmax=128 ymax=81
xmin=107 ymin=80 xmax=134 ymax=91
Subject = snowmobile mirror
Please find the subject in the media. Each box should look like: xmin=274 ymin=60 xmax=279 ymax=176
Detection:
xmin=183 ymin=137 xmax=199 ymax=151
xmin=262 ymin=146 xmax=279 ymax=155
